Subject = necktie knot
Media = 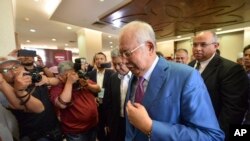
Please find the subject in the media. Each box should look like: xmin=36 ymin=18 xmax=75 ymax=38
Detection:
xmin=195 ymin=61 xmax=201 ymax=70
xmin=137 ymin=77 xmax=144 ymax=85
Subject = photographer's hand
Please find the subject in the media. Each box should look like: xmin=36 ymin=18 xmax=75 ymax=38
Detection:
xmin=79 ymin=79 xmax=101 ymax=93
xmin=14 ymin=70 xmax=32 ymax=91
xmin=66 ymin=72 xmax=78 ymax=84
xmin=79 ymin=78 xmax=88 ymax=87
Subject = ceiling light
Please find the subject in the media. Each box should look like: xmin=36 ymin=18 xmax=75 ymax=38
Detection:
xmin=109 ymin=42 xmax=113 ymax=44
xmin=65 ymin=44 xmax=68 ymax=46
xmin=216 ymin=28 xmax=244 ymax=35
xmin=30 ymin=29 xmax=36 ymax=32
xmin=67 ymin=26 xmax=72 ymax=30
xmin=216 ymin=28 xmax=222 ymax=31
xmin=100 ymin=0 xmax=105 ymax=2
xmin=24 ymin=17 xmax=30 ymax=21
xmin=108 ymin=35 xmax=112 ymax=38
xmin=52 ymin=38 xmax=56 ymax=41
xmin=65 ymin=48 xmax=79 ymax=53
xmin=34 ymin=0 xmax=40 ymax=2
xmin=45 ymin=0 xmax=62 ymax=16
xmin=110 ymin=46 xmax=113 ymax=48
xmin=26 ymin=40 xmax=30 ymax=43
xmin=177 ymin=36 xmax=182 ymax=38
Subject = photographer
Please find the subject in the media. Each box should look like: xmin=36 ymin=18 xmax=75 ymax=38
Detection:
xmin=17 ymin=49 xmax=54 ymax=77
xmin=0 ymin=57 xmax=62 ymax=141
xmin=49 ymin=61 xmax=101 ymax=141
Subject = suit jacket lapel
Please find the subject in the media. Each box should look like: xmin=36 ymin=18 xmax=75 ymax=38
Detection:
xmin=201 ymin=55 xmax=221 ymax=81
xmin=143 ymin=58 xmax=169 ymax=109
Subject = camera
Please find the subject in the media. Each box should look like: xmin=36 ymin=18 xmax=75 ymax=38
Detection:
xmin=77 ymin=70 xmax=88 ymax=80
xmin=23 ymin=72 xmax=42 ymax=83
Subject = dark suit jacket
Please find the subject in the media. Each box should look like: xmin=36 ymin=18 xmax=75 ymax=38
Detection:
xmin=87 ymin=68 xmax=114 ymax=89
xmin=189 ymin=54 xmax=249 ymax=140
xmin=87 ymin=68 xmax=115 ymax=126
xmin=105 ymin=72 xmax=125 ymax=141
xmin=125 ymin=57 xmax=224 ymax=141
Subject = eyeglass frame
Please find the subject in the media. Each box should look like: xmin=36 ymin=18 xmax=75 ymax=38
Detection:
xmin=113 ymin=62 xmax=124 ymax=68
xmin=191 ymin=42 xmax=218 ymax=48
xmin=120 ymin=43 xmax=145 ymax=58
xmin=0 ymin=64 xmax=21 ymax=74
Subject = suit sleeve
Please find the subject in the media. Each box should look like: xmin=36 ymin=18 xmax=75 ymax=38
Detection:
xmin=218 ymin=64 xmax=249 ymax=136
xmin=151 ymin=70 xmax=225 ymax=141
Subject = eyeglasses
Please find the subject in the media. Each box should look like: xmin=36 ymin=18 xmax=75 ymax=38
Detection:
xmin=113 ymin=62 xmax=124 ymax=68
xmin=191 ymin=42 xmax=217 ymax=48
xmin=120 ymin=43 xmax=145 ymax=58
xmin=0 ymin=64 xmax=20 ymax=74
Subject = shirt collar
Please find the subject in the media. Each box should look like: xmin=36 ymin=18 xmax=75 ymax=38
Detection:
xmin=199 ymin=53 xmax=215 ymax=67
xmin=143 ymin=56 xmax=159 ymax=82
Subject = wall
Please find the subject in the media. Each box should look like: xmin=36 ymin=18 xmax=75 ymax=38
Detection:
xmin=158 ymin=31 xmax=244 ymax=63
xmin=156 ymin=40 xmax=174 ymax=57
xmin=218 ymin=31 xmax=243 ymax=62
xmin=0 ymin=0 xmax=16 ymax=57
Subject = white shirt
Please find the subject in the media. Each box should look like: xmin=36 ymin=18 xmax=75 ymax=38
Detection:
xmin=120 ymin=71 xmax=132 ymax=117
xmin=142 ymin=56 xmax=159 ymax=92
xmin=195 ymin=53 xmax=215 ymax=74
xmin=97 ymin=69 xmax=105 ymax=88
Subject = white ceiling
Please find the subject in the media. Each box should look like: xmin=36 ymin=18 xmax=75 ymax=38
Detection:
xmin=15 ymin=0 xmax=127 ymax=51
xmin=15 ymin=0 xmax=250 ymax=52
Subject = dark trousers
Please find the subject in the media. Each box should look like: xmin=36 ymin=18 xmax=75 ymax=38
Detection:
xmin=109 ymin=117 xmax=125 ymax=141
xmin=97 ymin=104 xmax=108 ymax=141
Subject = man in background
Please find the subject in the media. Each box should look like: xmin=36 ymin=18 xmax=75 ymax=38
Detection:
xmin=87 ymin=52 xmax=114 ymax=141
xmin=175 ymin=48 xmax=189 ymax=64
xmin=189 ymin=31 xmax=249 ymax=141
xmin=105 ymin=48 xmax=132 ymax=141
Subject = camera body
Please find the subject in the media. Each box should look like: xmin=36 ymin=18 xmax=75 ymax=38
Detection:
xmin=23 ymin=72 xmax=42 ymax=83
xmin=77 ymin=70 xmax=88 ymax=80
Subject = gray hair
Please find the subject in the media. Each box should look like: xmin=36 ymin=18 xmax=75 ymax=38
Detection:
xmin=57 ymin=61 xmax=74 ymax=74
xmin=119 ymin=21 xmax=156 ymax=47
xmin=110 ymin=47 xmax=121 ymax=58
xmin=193 ymin=31 xmax=219 ymax=43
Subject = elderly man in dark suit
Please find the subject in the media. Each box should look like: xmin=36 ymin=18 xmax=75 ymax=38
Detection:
xmin=189 ymin=31 xmax=249 ymax=141
xmin=104 ymin=48 xmax=132 ymax=141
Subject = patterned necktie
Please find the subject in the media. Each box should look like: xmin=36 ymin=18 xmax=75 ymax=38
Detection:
xmin=134 ymin=77 xmax=145 ymax=103
xmin=195 ymin=61 xmax=201 ymax=70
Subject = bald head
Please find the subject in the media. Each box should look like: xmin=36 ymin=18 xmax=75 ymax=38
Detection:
xmin=192 ymin=31 xmax=219 ymax=62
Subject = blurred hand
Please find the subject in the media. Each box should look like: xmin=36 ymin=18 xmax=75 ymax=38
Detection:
xmin=35 ymin=72 xmax=48 ymax=86
xmin=0 ymin=73 xmax=6 ymax=86
xmin=66 ymin=72 xmax=78 ymax=84
xmin=126 ymin=100 xmax=152 ymax=134
xmin=14 ymin=70 xmax=32 ymax=91
xmin=79 ymin=78 xmax=88 ymax=87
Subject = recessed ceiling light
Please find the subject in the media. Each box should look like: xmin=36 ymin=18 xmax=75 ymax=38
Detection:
xmin=109 ymin=42 xmax=113 ymax=44
xmin=24 ymin=17 xmax=30 ymax=21
xmin=34 ymin=0 xmax=40 ymax=2
xmin=30 ymin=29 xmax=36 ymax=32
xmin=52 ymin=38 xmax=56 ymax=41
xmin=216 ymin=28 xmax=222 ymax=31
xmin=108 ymin=35 xmax=112 ymax=38
xmin=26 ymin=40 xmax=30 ymax=43
xmin=110 ymin=46 xmax=113 ymax=48
xmin=67 ymin=26 xmax=72 ymax=30
xmin=100 ymin=0 xmax=104 ymax=2
xmin=65 ymin=44 xmax=68 ymax=46
xmin=177 ymin=36 xmax=181 ymax=38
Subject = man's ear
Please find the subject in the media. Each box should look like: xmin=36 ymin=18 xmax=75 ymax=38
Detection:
xmin=145 ymin=41 xmax=155 ymax=52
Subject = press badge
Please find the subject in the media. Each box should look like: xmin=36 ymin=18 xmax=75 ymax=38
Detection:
xmin=98 ymin=88 xmax=105 ymax=98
